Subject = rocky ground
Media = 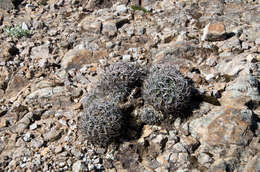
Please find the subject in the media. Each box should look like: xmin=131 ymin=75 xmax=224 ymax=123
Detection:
xmin=0 ymin=0 xmax=260 ymax=171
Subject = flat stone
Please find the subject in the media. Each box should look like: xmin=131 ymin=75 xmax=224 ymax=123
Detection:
xmin=26 ymin=86 xmax=67 ymax=100
xmin=169 ymin=143 xmax=188 ymax=153
xmin=216 ymin=53 xmax=247 ymax=76
xmin=202 ymin=22 xmax=227 ymax=41
xmin=223 ymin=72 xmax=260 ymax=104
xmin=29 ymin=123 xmax=38 ymax=130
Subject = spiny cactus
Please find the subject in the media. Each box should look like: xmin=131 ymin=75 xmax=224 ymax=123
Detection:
xmin=138 ymin=105 xmax=164 ymax=125
xmin=142 ymin=64 xmax=192 ymax=114
xmin=96 ymin=61 xmax=145 ymax=101
xmin=82 ymin=62 xmax=145 ymax=109
xmin=80 ymin=99 xmax=124 ymax=146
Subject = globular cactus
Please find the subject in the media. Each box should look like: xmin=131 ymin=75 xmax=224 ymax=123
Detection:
xmin=80 ymin=99 xmax=124 ymax=146
xmin=96 ymin=61 xmax=146 ymax=101
xmin=81 ymin=61 xmax=145 ymax=109
xmin=142 ymin=64 xmax=192 ymax=115
xmin=138 ymin=105 xmax=164 ymax=125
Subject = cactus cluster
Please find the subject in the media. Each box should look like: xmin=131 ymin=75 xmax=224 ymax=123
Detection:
xmin=80 ymin=61 xmax=194 ymax=146
xmin=81 ymin=62 xmax=144 ymax=146
xmin=142 ymin=64 xmax=192 ymax=115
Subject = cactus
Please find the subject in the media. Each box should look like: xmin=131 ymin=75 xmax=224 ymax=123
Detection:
xmin=138 ymin=105 xmax=164 ymax=125
xmin=97 ymin=62 xmax=145 ymax=97
xmin=80 ymin=99 xmax=124 ymax=146
xmin=142 ymin=64 xmax=192 ymax=115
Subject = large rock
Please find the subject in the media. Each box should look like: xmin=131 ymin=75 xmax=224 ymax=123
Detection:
xmin=154 ymin=41 xmax=216 ymax=66
xmin=216 ymin=53 xmax=247 ymax=76
xmin=202 ymin=22 xmax=227 ymax=41
xmin=61 ymin=48 xmax=108 ymax=70
xmin=221 ymin=71 xmax=260 ymax=107
xmin=189 ymin=107 xmax=254 ymax=147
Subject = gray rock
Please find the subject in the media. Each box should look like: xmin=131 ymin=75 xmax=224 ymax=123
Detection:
xmin=29 ymin=123 xmax=38 ymax=130
xmin=205 ymin=74 xmax=215 ymax=81
xmin=71 ymin=148 xmax=83 ymax=159
xmin=244 ymin=154 xmax=260 ymax=172
xmin=122 ymin=54 xmax=131 ymax=62
xmin=23 ymin=133 xmax=32 ymax=142
xmin=255 ymin=38 xmax=260 ymax=45
xmin=43 ymin=129 xmax=62 ymax=142
xmin=102 ymin=20 xmax=117 ymax=37
xmin=170 ymin=143 xmax=188 ymax=153
xmin=0 ymin=0 xmax=14 ymax=10
xmin=72 ymin=160 xmax=87 ymax=172
xmin=174 ymin=118 xmax=181 ymax=129
xmin=226 ymin=72 xmax=260 ymax=102
xmin=216 ymin=53 xmax=247 ymax=76
xmin=197 ymin=152 xmax=214 ymax=168
xmin=30 ymin=138 xmax=44 ymax=148
xmin=14 ymin=113 xmax=33 ymax=134
xmin=116 ymin=4 xmax=127 ymax=13
xmin=30 ymin=44 xmax=50 ymax=60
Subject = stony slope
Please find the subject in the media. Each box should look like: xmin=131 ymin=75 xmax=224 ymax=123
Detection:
xmin=0 ymin=0 xmax=259 ymax=171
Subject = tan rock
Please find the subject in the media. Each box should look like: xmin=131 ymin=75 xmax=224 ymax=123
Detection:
xmin=190 ymin=107 xmax=254 ymax=148
xmin=202 ymin=22 xmax=227 ymax=41
xmin=0 ymin=66 xmax=9 ymax=89
xmin=5 ymin=74 xmax=29 ymax=99
xmin=61 ymin=49 xmax=107 ymax=70
xmin=79 ymin=16 xmax=101 ymax=34
xmin=210 ymin=108 xmax=253 ymax=146
xmin=180 ymin=135 xmax=200 ymax=153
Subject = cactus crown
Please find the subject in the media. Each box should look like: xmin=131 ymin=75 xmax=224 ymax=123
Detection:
xmin=142 ymin=64 xmax=192 ymax=114
xmin=81 ymin=99 xmax=124 ymax=146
